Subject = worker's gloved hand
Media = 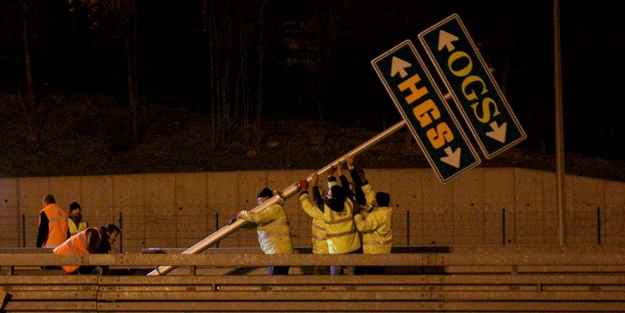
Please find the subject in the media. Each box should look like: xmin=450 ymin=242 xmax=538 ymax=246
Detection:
xmin=226 ymin=217 xmax=238 ymax=226
xmin=299 ymin=179 xmax=309 ymax=191
xmin=327 ymin=165 xmax=336 ymax=176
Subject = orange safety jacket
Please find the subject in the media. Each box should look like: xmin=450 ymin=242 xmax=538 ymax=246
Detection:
xmin=53 ymin=227 xmax=102 ymax=274
xmin=40 ymin=204 xmax=69 ymax=247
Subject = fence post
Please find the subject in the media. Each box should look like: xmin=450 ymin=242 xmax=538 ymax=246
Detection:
xmin=118 ymin=212 xmax=123 ymax=253
xmin=22 ymin=214 xmax=26 ymax=247
xmin=502 ymin=208 xmax=506 ymax=246
xmin=597 ymin=207 xmax=601 ymax=245
xmin=406 ymin=211 xmax=410 ymax=246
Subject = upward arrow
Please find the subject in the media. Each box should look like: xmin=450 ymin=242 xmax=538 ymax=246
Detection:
xmin=390 ymin=56 xmax=412 ymax=78
xmin=438 ymin=30 xmax=459 ymax=52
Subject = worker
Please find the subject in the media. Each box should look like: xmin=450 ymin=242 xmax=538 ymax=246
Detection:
xmin=68 ymin=202 xmax=89 ymax=236
xmin=53 ymin=224 xmax=121 ymax=275
xmin=298 ymin=166 xmax=361 ymax=275
xmin=36 ymin=194 xmax=69 ymax=248
xmin=235 ymin=188 xmax=294 ymax=275
xmin=353 ymin=191 xmax=393 ymax=274
xmin=301 ymin=167 xmax=342 ymax=275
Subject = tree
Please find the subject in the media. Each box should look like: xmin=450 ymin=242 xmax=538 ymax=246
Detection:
xmin=3 ymin=0 xmax=61 ymax=144
xmin=70 ymin=0 xmax=143 ymax=144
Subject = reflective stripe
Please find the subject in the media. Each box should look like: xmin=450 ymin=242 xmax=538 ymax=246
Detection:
xmin=326 ymin=216 xmax=352 ymax=224
xmin=49 ymin=216 xmax=66 ymax=222
xmin=78 ymin=232 xmax=88 ymax=248
xmin=326 ymin=228 xmax=357 ymax=238
xmin=326 ymin=210 xmax=352 ymax=225
xmin=258 ymin=233 xmax=291 ymax=241
xmin=259 ymin=221 xmax=290 ymax=227
xmin=67 ymin=239 xmax=78 ymax=254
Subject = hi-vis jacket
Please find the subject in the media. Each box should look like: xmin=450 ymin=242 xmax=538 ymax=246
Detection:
xmin=238 ymin=203 xmax=293 ymax=255
xmin=301 ymin=178 xmax=339 ymax=255
xmin=68 ymin=220 xmax=88 ymax=237
xmin=310 ymin=216 xmax=328 ymax=254
xmin=53 ymin=227 xmax=102 ymax=274
xmin=354 ymin=206 xmax=392 ymax=254
xmin=299 ymin=189 xmax=360 ymax=255
xmin=360 ymin=183 xmax=376 ymax=215
xmin=39 ymin=204 xmax=69 ymax=247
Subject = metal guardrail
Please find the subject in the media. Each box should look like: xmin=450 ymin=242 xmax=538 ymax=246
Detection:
xmin=2 ymin=246 xmax=625 ymax=312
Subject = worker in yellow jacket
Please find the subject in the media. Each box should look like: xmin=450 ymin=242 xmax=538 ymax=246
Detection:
xmin=299 ymin=169 xmax=361 ymax=275
xmin=236 ymin=188 xmax=294 ymax=275
xmin=353 ymin=191 xmax=393 ymax=274
xmin=68 ymin=202 xmax=89 ymax=236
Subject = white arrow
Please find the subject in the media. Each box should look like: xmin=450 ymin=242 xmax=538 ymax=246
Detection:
xmin=438 ymin=30 xmax=459 ymax=52
xmin=390 ymin=56 xmax=412 ymax=78
xmin=440 ymin=147 xmax=461 ymax=168
xmin=486 ymin=121 xmax=507 ymax=143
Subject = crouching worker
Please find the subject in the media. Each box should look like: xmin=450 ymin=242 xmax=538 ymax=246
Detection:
xmin=53 ymin=224 xmax=121 ymax=275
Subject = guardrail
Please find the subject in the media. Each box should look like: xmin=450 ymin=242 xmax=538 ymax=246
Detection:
xmin=1 ymin=246 xmax=625 ymax=312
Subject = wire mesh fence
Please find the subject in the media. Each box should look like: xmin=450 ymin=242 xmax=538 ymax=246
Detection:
xmin=3 ymin=207 xmax=625 ymax=253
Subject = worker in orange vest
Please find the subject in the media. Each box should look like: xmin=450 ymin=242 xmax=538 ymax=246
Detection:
xmin=36 ymin=194 xmax=69 ymax=248
xmin=53 ymin=224 xmax=121 ymax=275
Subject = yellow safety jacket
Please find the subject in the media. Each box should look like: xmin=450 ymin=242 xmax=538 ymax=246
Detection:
xmin=310 ymin=217 xmax=328 ymax=254
xmin=53 ymin=227 xmax=102 ymax=274
xmin=300 ymin=192 xmax=360 ymax=255
xmin=360 ymin=183 xmax=376 ymax=215
xmin=68 ymin=220 xmax=88 ymax=237
xmin=307 ymin=179 xmax=339 ymax=255
xmin=39 ymin=204 xmax=69 ymax=247
xmin=238 ymin=202 xmax=293 ymax=255
xmin=354 ymin=206 xmax=392 ymax=254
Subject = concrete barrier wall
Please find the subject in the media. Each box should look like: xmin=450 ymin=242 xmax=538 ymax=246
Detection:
xmin=1 ymin=168 xmax=624 ymax=251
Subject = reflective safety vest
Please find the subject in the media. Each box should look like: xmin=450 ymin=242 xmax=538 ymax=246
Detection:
xmin=40 ymin=204 xmax=69 ymax=247
xmin=324 ymin=198 xmax=360 ymax=255
xmin=68 ymin=220 xmax=88 ymax=236
xmin=53 ymin=227 xmax=102 ymax=274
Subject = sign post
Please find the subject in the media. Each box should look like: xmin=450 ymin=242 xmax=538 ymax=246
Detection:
xmin=372 ymin=40 xmax=480 ymax=183
xmin=419 ymin=14 xmax=526 ymax=158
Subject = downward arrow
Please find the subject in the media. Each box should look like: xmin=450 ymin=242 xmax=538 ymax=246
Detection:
xmin=438 ymin=30 xmax=459 ymax=52
xmin=486 ymin=121 xmax=507 ymax=143
xmin=390 ymin=56 xmax=412 ymax=78
xmin=440 ymin=147 xmax=461 ymax=168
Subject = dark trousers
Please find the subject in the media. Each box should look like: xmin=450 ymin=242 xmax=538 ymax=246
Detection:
xmin=331 ymin=247 xmax=363 ymax=275
xmin=268 ymin=266 xmax=290 ymax=275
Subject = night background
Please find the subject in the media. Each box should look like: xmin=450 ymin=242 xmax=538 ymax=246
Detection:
xmin=1 ymin=0 xmax=624 ymax=181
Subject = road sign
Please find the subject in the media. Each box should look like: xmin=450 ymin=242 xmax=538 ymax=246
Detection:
xmin=372 ymin=40 xmax=480 ymax=183
xmin=419 ymin=14 xmax=526 ymax=159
